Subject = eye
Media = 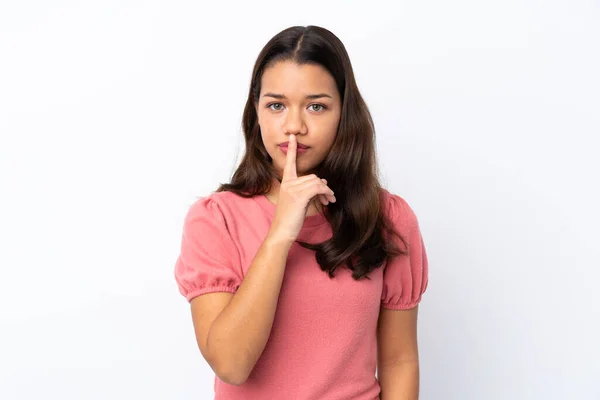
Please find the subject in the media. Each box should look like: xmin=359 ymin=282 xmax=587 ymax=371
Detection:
xmin=309 ymin=104 xmax=326 ymax=112
xmin=267 ymin=103 xmax=284 ymax=111
xmin=266 ymin=103 xmax=328 ymax=112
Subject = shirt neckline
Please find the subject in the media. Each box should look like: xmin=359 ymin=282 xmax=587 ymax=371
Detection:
xmin=253 ymin=194 xmax=329 ymax=228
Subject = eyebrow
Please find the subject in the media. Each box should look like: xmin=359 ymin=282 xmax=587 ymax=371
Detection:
xmin=262 ymin=92 xmax=333 ymax=100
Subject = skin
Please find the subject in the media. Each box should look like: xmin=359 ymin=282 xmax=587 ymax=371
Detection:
xmin=254 ymin=60 xmax=421 ymax=398
xmin=377 ymin=305 xmax=420 ymax=399
xmin=255 ymin=60 xmax=341 ymax=216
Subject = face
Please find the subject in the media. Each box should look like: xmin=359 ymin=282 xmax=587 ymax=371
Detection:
xmin=255 ymin=61 xmax=342 ymax=179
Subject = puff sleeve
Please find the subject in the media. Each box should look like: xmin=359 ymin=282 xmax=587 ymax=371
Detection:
xmin=174 ymin=196 xmax=243 ymax=303
xmin=381 ymin=192 xmax=429 ymax=310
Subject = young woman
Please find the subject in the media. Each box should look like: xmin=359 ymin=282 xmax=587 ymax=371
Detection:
xmin=174 ymin=25 xmax=429 ymax=400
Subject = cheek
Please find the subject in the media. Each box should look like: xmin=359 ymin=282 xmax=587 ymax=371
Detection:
xmin=316 ymin=118 xmax=339 ymax=144
xmin=258 ymin=113 xmax=278 ymax=136
xmin=329 ymin=111 xmax=342 ymax=131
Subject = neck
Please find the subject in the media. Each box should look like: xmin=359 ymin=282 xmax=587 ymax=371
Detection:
xmin=265 ymin=177 xmax=325 ymax=216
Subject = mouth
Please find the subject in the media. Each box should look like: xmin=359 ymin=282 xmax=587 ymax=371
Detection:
xmin=279 ymin=141 xmax=310 ymax=150
xmin=279 ymin=145 xmax=308 ymax=155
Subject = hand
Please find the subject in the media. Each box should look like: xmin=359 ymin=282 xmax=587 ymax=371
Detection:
xmin=268 ymin=134 xmax=336 ymax=243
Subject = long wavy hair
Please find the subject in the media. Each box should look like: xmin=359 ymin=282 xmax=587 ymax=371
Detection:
xmin=216 ymin=25 xmax=407 ymax=280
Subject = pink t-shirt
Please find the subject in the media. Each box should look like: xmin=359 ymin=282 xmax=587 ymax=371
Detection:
xmin=174 ymin=188 xmax=428 ymax=400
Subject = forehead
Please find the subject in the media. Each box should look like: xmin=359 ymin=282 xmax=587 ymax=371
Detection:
xmin=260 ymin=61 xmax=338 ymax=98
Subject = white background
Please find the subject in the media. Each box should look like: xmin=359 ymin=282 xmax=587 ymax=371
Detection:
xmin=1 ymin=1 xmax=599 ymax=399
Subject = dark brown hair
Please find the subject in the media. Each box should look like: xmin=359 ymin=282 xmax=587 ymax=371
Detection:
xmin=216 ymin=25 xmax=407 ymax=280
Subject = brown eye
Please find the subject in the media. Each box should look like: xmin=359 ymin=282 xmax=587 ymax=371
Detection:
xmin=310 ymin=104 xmax=326 ymax=112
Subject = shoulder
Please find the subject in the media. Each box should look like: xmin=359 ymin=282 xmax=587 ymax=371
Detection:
xmin=186 ymin=190 xmax=245 ymax=219
xmin=379 ymin=188 xmax=420 ymax=230
xmin=183 ymin=191 xmax=263 ymax=237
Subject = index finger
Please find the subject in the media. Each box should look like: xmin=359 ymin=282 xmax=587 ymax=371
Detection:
xmin=282 ymin=134 xmax=297 ymax=182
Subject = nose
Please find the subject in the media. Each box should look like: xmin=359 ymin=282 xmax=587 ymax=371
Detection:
xmin=283 ymin=107 xmax=307 ymax=135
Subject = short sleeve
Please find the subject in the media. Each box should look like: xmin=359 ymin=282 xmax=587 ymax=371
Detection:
xmin=174 ymin=195 xmax=243 ymax=303
xmin=381 ymin=192 xmax=429 ymax=310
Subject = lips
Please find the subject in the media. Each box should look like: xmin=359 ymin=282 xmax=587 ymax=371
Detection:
xmin=279 ymin=145 xmax=308 ymax=155
xmin=279 ymin=142 xmax=310 ymax=149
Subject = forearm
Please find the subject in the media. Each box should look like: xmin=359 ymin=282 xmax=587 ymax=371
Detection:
xmin=377 ymin=361 xmax=420 ymax=400
xmin=207 ymin=233 xmax=293 ymax=384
